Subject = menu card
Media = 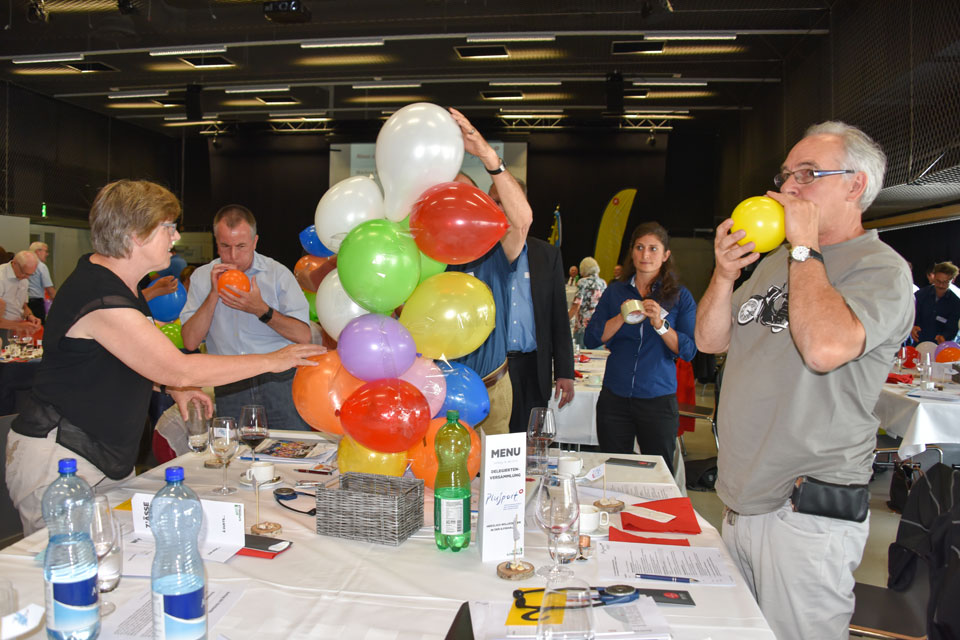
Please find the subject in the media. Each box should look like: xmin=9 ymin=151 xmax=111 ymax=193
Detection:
xmin=477 ymin=432 xmax=527 ymax=563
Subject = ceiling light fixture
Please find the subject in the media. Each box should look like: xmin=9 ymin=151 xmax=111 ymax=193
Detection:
xmin=624 ymin=113 xmax=694 ymax=119
xmin=13 ymin=53 xmax=85 ymax=64
xmin=268 ymin=110 xmax=327 ymax=118
xmin=179 ymin=56 xmax=235 ymax=69
xmin=300 ymin=37 xmax=384 ymax=48
xmin=489 ymin=80 xmax=561 ymax=86
xmin=466 ymin=33 xmax=555 ymax=43
xmin=611 ymin=42 xmax=664 ymax=55
xmin=352 ymin=81 xmax=422 ymax=90
xmin=500 ymin=107 xmax=563 ymax=114
xmin=455 ymin=45 xmax=510 ymax=60
xmin=268 ymin=117 xmax=331 ymax=122
xmin=257 ymin=95 xmax=300 ymax=105
xmin=632 ymin=79 xmax=708 ymax=86
xmin=223 ymin=85 xmax=290 ymax=94
xmin=644 ymin=31 xmax=737 ymax=41
xmin=150 ymin=45 xmax=227 ymax=57
xmin=108 ymin=89 xmax=170 ymax=99
xmin=498 ymin=113 xmax=566 ymax=119
xmin=481 ymin=90 xmax=524 ymax=101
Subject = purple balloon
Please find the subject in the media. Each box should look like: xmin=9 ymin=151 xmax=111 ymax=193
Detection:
xmin=337 ymin=313 xmax=417 ymax=381
xmin=934 ymin=341 xmax=960 ymax=358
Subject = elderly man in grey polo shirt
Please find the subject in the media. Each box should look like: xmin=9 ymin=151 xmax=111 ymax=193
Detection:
xmin=0 ymin=251 xmax=42 ymax=345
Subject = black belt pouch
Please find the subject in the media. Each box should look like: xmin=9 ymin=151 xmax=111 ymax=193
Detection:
xmin=790 ymin=476 xmax=870 ymax=523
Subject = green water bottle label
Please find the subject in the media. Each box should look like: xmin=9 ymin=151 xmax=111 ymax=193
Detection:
xmin=438 ymin=497 xmax=468 ymax=535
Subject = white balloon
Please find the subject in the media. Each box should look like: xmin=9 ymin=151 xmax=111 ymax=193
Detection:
xmin=376 ymin=102 xmax=464 ymax=222
xmin=314 ymin=175 xmax=384 ymax=253
xmin=916 ymin=341 xmax=938 ymax=357
xmin=315 ymin=268 xmax=367 ymax=341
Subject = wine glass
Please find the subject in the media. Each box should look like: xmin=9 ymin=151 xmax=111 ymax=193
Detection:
xmin=894 ymin=347 xmax=905 ymax=374
xmin=90 ymin=496 xmax=119 ymax=616
xmin=209 ymin=417 xmax=240 ymax=495
xmin=239 ymin=405 xmax=269 ymax=461
xmin=185 ymin=400 xmax=209 ymax=455
xmin=536 ymin=577 xmax=596 ymax=640
xmin=534 ymin=472 xmax=579 ymax=580
xmin=527 ymin=407 xmax=557 ymax=475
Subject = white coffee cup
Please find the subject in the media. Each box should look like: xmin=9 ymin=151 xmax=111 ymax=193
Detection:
xmin=580 ymin=504 xmax=610 ymax=533
xmin=578 ymin=504 xmax=609 ymax=533
xmin=243 ymin=461 xmax=275 ymax=484
xmin=558 ymin=456 xmax=583 ymax=476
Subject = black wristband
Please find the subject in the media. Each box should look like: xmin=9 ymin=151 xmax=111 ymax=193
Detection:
xmin=486 ymin=158 xmax=506 ymax=175
xmin=259 ymin=307 xmax=275 ymax=323
xmin=159 ymin=384 xmax=167 ymax=395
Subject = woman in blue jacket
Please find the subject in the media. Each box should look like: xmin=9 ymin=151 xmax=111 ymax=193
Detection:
xmin=584 ymin=222 xmax=697 ymax=472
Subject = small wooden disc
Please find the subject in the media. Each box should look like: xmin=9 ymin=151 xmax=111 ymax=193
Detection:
xmin=497 ymin=561 xmax=535 ymax=580
xmin=203 ymin=459 xmax=225 ymax=469
xmin=251 ymin=521 xmax=282 ymax=535
xmin=594 ymin=498 xmax=625 ymax=514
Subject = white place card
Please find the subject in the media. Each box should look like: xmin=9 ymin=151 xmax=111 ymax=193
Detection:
xmin=477 ymin=432 xmax=528 ymax=563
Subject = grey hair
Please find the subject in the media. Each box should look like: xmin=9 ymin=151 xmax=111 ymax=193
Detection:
xmin=804 ymin=121 xmax=887 ymax=211
xmin=29 ymin=241 xmax=47 ymax=252
xmin=579 ymin=256 xmax=600 ymax=277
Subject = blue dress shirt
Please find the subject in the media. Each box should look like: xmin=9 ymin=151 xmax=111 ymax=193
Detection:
xmin=506 ymin=245 xmax=537 ymax=353
xmin=914 ymin=285 xmax=960 ymax=343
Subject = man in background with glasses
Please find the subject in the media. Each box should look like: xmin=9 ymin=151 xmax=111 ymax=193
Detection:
xmin=912 ymin=261 xmax=960 ymax=344
xmin=695 ymin=122 xmax=914 ymax=640
xmin=0 ymin=251 xmax=41 ymax=346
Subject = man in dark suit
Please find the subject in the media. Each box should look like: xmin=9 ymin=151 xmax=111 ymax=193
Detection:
xmin=492 ymin=179 xmax=575 ymax=434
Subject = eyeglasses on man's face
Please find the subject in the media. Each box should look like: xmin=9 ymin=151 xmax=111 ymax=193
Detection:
xmin=773 ymin=168 xmax=855 ymax=189
xmin=159 ymin=222 xmax=178 ymax=236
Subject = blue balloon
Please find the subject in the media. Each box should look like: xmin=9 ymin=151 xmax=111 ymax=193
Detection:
xmin=156 ymin=254 xmax=187 ymax=279
xmin=148 ymin=280 xmax=187 ymax=323
xmin=299 ymin=225 xmax=334 ymax=257
xmin=437 ymin=361 xmax=490 ymax=425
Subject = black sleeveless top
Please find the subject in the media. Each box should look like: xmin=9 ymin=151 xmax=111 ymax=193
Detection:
xmin=22 ymin=254 xmax=154 ymax=478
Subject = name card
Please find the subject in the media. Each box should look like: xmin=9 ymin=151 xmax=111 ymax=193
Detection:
xmin=130 ymin=493 xmax=244 ymax=563
xmin=477 ymin=432 xmax=527 ymax=563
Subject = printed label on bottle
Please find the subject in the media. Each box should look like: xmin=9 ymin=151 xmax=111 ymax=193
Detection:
xmin=439 ymin=497 xmax=467 ymax=535
xmin=45 ymin=574 xmax=99 ymax=632
xmin=152 ymin=586 xmax=206 ymax=640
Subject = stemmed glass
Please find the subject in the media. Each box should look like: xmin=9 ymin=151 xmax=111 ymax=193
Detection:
xmin=90 ymin=496 xmax=121 ymax=616
xmin=185 ymin=400 xmax=209 ymax=456
xmin=527 ymin=407 xmax=557 ymax=475
xmin=534 ymin=472 xmax=579 ymax=580
xmin=209 ymin=417 xmax=239 ymax=495
xmin=894 ymin=347 xmax=906 ymax=374
xmin=536 ymin=577 xmax=596 ymax=640
xmin=239 ymin=405 xmax=269 ymax=461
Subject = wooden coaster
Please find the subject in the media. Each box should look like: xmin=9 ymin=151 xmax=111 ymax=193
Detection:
xmin=203 ymin=459 xmax=225 ymax=469
xmin=497 ymin=561 xmax=535 ymax=580
xmin=594 ymin=498 xmax=625 ymax=514
xmin=251 ymin=522 xmax=282 ymax=535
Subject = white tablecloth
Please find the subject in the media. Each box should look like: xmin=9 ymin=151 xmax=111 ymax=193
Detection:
xmin=1 ymin=434 xmax=773 ymax=639
xmin=552 ymin=349 xmax=608 ymax=446
xmin=875 ymin=382 xmax=960 ymax=458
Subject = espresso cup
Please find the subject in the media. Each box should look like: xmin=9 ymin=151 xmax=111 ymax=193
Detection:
xmin=578 ymin=504 xmax=610 ymax=533
xmin=557 ymin=456 xmax=583 ymax=476
xmin=244 ymin=461 xmax=275 ymax=484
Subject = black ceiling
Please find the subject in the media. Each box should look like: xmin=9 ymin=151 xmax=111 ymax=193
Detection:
xmin=0 ymin=0 xmax=833 ymax=136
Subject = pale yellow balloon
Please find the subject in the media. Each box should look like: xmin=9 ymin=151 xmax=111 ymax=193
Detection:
xmin=399 ymin=272 xmax=495 ymax=360
xmin=337 ymin=435 xmax=408 ymax=477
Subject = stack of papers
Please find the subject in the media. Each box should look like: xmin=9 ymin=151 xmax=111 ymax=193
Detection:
xmin=240 ymin=438 xmax=337 ymax=463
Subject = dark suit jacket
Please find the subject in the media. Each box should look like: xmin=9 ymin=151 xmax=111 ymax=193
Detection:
xmin=526 ymin=237 xmax=576 ymax=401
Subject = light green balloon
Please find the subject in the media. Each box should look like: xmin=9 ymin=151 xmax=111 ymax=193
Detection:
xmin=160 ymin=322 xmax=184 ymax=349
xmin=303 ymin=289 xmax=319 ymax=323
xmin=337 ymin=219 xmax=420 ymax=314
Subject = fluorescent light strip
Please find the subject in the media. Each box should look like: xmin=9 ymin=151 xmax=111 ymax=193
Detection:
xmin=268 ymin=111 xmax=327 ymax=118
xmin=150 ymin=45 xmax=227 ymax=57
xmin=268 ymin=117 xmax=331 ymax=122
xmin=489 ymin=80 xmax=561 ymax=86
xmin=467 ymin=33 xmax=555 ymax=42
xmin=109 ymin=89 xmax=170 ymax=99
xmin=13 ymin=53 xmax=85 ymax=64
xmin=498 ymin=114 xmax=566 ymax=119
xmin=352 ymin=82 xmax=422 ymax=89
xmin=223 ymin=85 xmax=290 ymax=94
xmin=624 ymin=114 xmax=694 ymax=119
xmin=500 ymin=108 xmax=563 ymax=114
xmin=644 ymin=32 xmax=737 ymax=41
xmin=632 ymin=80 xmax=707 ymax=86
xmin=300 ymin=37 xmax=384 ymax=48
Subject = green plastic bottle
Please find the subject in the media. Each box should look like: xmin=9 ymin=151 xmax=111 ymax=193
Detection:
xmin=434 ymin=410 xmax=471 ymax=551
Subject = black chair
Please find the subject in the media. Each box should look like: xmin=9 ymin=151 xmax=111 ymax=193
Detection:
xmin=850 ymin=561 xmax=929 ymax=639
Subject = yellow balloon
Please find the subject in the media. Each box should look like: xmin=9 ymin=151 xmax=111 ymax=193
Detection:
xmin=337 ymin=435 xmax=408 ymax=476
xmin=399 ymin=272 xmax=495 ymax=360
xmin=730 ymin=196 xmax=785 ymax=253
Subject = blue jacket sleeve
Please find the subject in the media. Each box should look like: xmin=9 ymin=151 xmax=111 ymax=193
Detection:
xmin=673 ymin=288 xmax=698 ymax=362
xmin=584 ymin=286 xmax=615 ymax=349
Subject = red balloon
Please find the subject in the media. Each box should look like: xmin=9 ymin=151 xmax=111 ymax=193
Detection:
xmin=291 ymin=352 xmax=364 ymax=436
xmin=294 ymin=255 xmax=337 ymax=293
xmin=900 ymin=345 xmax=919 ymax=369
xmin=406 ymin=417 xmax=481 ymax=489
xmin=409 ymin=182 xmax=508 ymax=265
xmin=218 ymin=269 xmax=250 ymax=293
xmin=340 ymin=379 xmax=431 ymax=453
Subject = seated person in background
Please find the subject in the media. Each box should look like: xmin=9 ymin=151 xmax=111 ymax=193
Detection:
xmin=0 ymin=251 xmax=42 ymax=345
xmin=566 ymin=265 xmax=579 ymax=286
xmin=7 ymin=179 xmax=323 ymax=534
xmin=610 ymin=264 xmax=622 ymax=283
xmin=912 ymin=261 xmax=960 ymax=344
xmin=568 ymin=256 xmax=606 ymax=348
xmin=584 ymin=223 xmax=697 ymax=474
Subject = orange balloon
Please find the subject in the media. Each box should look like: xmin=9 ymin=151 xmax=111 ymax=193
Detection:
xmin=291 ymin=351 xmax=364 ymax=436
xmin=217 ymin=269 xmax=250 ymax=293
xmin=294 ymin=255 xmax=336 ymax=293
xmin=935 ymin=347 xmax=960 ymax=363
xmin=406 ymin=416 xmax=481 ymax=489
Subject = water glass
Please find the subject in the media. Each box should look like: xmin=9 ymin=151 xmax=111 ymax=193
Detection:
xmin=527 ymin=407 xmax=557 ymax=475
xmin=919 ymin=352 xmax=935 ymax=389
xmin=536 ymin=577 xmax=596 ymax=640
xmin=90 ymin=496 xmax=119 ymax=616
xmin=186 ymin=400 xmax=209 ymax=454
xmin=534 ymin=472 xmax=579 ymax=580
xmin=0 ymin=577 xmax=18 ymax=637
xmin=547 ymin=530 xmax=580 ymax=565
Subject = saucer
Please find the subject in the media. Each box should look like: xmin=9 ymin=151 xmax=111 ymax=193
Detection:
xmin=238 ymin=475 xmax=282 ymax=490
xmin=580 ymin=523 xmax=610 ymax=539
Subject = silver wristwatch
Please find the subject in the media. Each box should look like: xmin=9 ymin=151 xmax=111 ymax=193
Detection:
xmin=655 ymin=319 xmax=671 ymax=336
xmin=789 ymin=245 xmax=824 ymax=264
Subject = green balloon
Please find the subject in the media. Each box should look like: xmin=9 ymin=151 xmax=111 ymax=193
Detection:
xmin=337 ymin=219 xmax=420 ymax=314
xmin=303 ymin=289 xmax=319 ymax=323
xmin=160 ymin=322 xmax=184 ymax=349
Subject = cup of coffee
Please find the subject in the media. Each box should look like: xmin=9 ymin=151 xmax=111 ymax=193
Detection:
xmin=243 ymin=461 xmax=275 ymax=484
xmin=558 ymin=456 xmax=583 ymax=476
xmin=578 ymin=504 xmax=610 ymax=533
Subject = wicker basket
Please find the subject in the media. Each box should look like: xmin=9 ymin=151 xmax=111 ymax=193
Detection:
xmin=315 ymin=472 xmax=424 ymax=546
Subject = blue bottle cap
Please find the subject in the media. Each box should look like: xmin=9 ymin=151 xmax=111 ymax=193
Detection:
xmin=58 ymin=458 xmax=77 ymax=474
xmin=165 ymin=466 xmax=185 ymax=482
xmin=446 ymin=410 xmax=459 ymax=421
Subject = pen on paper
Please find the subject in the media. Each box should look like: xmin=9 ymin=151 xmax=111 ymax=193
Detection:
xmin=296 ymin=468 xmax=332 ymax=475
xmin=635 ymin=573 xmax=698 ymax=583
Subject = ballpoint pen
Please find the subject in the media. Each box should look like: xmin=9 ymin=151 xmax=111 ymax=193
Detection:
xmin=635 ymin=573 xmax=698 ymax=583
xmin=296 ymin=467 xmax=333 ymax=475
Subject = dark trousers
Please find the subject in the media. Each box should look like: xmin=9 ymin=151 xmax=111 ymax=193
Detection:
xmin=596 ymin=387 xmax=678 ymax=475
xmin=27 ymin=298 xmax=46 ymax=323
xmin=507 ymin=350 xmax=547 ymax=433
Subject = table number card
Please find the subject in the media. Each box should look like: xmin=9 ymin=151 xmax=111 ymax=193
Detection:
xmin=477 ymin=432 xmax=527 ymax=563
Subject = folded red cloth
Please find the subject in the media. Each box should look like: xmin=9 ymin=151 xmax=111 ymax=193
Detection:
xmin=620 ymin=497 xmax=702 ymax=535
xmin=608 ymin=527 xmax=691 ymax=546
xmin=886 ymin=373 xmax=914 ymax=384
xmin=578 ymin=354 xmax=590 ymax=363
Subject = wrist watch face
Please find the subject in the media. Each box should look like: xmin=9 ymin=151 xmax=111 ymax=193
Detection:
xmin=791 ymin=245 xmax=811 ymax=262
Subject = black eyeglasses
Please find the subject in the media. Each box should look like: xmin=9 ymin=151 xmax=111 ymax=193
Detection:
xmin=773 ymin=168 xmax=855 ymax=189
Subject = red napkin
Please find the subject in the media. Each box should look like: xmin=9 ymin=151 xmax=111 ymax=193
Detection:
xmin=620 ymin=497 xmax=702 ymax=535
xmin=578 ymin=354 xmax=591 ymax=363
xmin=608 ymin=527 xmax=690 ymax=546
xmin=886 ymin=373 xmax=914 ymax=384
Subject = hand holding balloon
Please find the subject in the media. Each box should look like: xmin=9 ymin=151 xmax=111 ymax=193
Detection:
xmin=448 ymin=107 xmax=499 ymax=168
xmin=713 ymin=218 xmax=760 ymax=283
xmin=219 ymin=274 xmax=267 ymax=316
xmin=730 ymin=196 xmax=785 ymax=253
